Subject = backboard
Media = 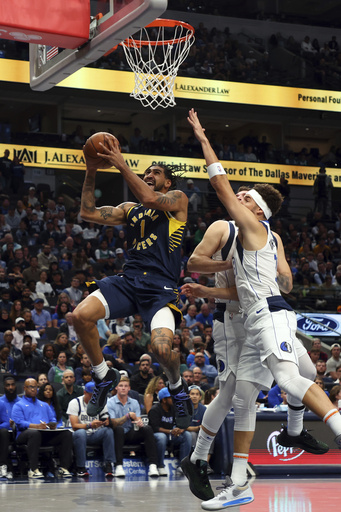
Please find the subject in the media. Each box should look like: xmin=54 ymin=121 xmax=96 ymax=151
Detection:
xmin=29 ymin=0 xmax=167 ymax=91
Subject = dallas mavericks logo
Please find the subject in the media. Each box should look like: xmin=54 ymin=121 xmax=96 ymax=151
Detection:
xmin=280 ymin=342 xmax=292 ymax=353
xmin=218 ymin=360 xmax=225 ymax=372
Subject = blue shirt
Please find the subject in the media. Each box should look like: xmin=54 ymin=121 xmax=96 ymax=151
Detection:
xmin=31 ymin=308 xmax=52 ymax=329
xmin=190 ymin=402 xmax=206 ymax=428
xmin=12 ymin=396 xmax=56 ymax=437
xmin=0 ymin=395 xmax=21 ymax=425
xmin=107 ymin=395 xmax=140 ymax=433
xmin=195 ymin=312 xmax=213 ymax=328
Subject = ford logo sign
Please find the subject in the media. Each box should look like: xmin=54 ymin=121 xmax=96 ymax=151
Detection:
xmin=297 ymin=315 xmax=339 ymax=335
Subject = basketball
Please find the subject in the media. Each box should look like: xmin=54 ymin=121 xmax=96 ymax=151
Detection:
xmin=83 ymin=132 xmax=117 ymax=169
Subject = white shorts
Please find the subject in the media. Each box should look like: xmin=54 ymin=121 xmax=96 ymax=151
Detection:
xmin=244 ymin=298 xmax=306 ymax=367
xmin=214 ymin=309 xmax=273 ymax=390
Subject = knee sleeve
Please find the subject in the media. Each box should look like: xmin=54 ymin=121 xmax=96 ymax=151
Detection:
xmin=233 ymin=381 xmax=263 ymax=432
xmin=298 ymin=352 xmax=316 ymax=382
xmin=150 ymin=307 xmax=175 ymax=333
xmin=202 ymin=374 xmax=236 ymax=434
xmin=266 ymin=354 xmax=313 ymax=403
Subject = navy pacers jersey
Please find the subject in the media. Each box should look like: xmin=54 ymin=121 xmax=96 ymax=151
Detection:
xmin=123 ymin=204 xmax=186 ymax=282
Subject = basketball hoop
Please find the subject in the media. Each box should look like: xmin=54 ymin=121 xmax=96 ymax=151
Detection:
xmin=120 ymin=19 xmax=195 ymax=109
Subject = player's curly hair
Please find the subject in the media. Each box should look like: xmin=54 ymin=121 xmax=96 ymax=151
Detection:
xmin=253 ymin=183 xmax=283 ymax=217
xmin=144 ymin=164 xmax=181 ymax=190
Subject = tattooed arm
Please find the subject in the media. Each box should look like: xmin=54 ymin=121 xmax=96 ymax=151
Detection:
xmin=80 ymin=164 xmax=134 ymax=225
xmin=273 ymin=232 xmax=293 ymax=293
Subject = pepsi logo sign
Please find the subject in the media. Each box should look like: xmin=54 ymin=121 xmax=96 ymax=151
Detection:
xmin=267 ymin=431 xmax=305 ymax=461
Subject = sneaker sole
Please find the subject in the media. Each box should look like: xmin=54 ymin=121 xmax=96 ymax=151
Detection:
xmin=181 ymin=457 xmax=214 ymax=501
xmin=201 ymin=495 xmax=254 ymax=510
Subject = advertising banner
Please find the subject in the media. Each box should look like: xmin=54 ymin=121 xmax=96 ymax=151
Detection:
xmin=296 ymin=313 xmax=341 ymax=337
xmin=1 ymin=142 xmax=340 ymax=187
xmin=2 ymin=59 xmax=341 ymax=112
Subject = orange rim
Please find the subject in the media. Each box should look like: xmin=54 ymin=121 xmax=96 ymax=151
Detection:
xmin=120 ymin=18 xmax=194 ymax=48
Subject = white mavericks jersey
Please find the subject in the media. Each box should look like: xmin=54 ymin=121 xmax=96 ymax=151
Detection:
xmin=212 ymin=220 xmax=240 ymax=313
xmin=232 ymin=220 xmax=282 ymax=312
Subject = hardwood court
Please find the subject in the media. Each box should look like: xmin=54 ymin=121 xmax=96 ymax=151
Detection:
xmin=1 ymin=476 xmax=340 ymax=512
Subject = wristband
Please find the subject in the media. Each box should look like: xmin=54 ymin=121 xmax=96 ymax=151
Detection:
xmin=85 ymin=423 xmax=91 ymax=430
xmin=126 ymin=413 xmax=130 ymax=420
xmin=207 ymin=162 xmax=226 ymax=179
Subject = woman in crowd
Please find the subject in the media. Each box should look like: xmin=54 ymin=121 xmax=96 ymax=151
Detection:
xmin=37 ymin=373 xmax=48 ymax=388
xmin=40 ymin=343 xmax=56 ymax=374
xmin=9 ymin=300 xmax=22 ymax=328
xmin=144 ymin=375 xmax=166 ymax=414
xmin=22 ymin=308 xmax=36 ymax=331
xmin=0 ymin=344 xmax=15 ymax=374
xmin=35 ymin=270 xmax=54 ymax=296
xmin=53 ymin=333 xmax=74 ymax=359
xmin=37 ymin=382 xmax=63 ymax=427
xmin=52 ymin=302 xmax=71 ymax=328
xmin=47 ymin=351 xmax=73 ymax=383
xmin=102 ymin=334 xmax=124 ymax=363
xmin=0 ymin=309 xmax=12 ymax=332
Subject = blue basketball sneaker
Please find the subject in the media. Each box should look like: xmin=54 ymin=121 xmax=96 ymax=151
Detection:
xmin=168 ymin=378 xmax=193 ymax=429
xmin=87 ymin=367 xmax=121 ymax=416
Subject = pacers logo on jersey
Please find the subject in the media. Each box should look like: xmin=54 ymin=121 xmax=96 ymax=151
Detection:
xmin=280 ymin=341 xmax=292 ymax=353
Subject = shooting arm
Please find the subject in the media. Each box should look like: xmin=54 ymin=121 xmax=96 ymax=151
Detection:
xmin=80 ymin=167 xmax=131 ymax=225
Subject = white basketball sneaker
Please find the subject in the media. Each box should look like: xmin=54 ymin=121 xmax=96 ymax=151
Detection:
xmin=201 ymin=479 xmax=254 ymax=510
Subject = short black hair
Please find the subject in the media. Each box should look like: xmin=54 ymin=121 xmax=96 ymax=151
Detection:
xmin=144 ymin=164 xmax=180 ymax=190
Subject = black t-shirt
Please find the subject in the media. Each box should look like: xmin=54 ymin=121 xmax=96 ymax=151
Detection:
xmin=148 ymin=402 xmax=174 ymax=432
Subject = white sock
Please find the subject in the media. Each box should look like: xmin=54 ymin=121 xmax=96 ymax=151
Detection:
xmin=169 ymin=378 xmax=182 ymax=390
xmin=191 ymin=429 xmax=216 ymax=463
xmin=287 ymin=403 xmax=305 ymax=437
xmin=323 ymin=409 xmax=341 ymax=440
xmin=92 ymin=359 xmax=109 ymax=380
xmin=231 ymin=453 xmax=248 ymax=486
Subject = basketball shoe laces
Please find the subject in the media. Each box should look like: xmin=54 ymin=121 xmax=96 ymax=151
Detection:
xmin=89 ymin=380 xmax=112 ymax=405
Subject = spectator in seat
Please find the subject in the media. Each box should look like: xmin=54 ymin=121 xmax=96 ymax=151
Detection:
xmin=3 ymin=330 xmax=20 ymax=358
xmin=48 ymin=351 xmax=73 ymax=384
xmin=12 ymin=378 xmax=73 ymax=479
xmin=31 ymin=297 xmax=52 ymax=339
xmin=144 ymin=375 xmax=166 ymax=414
xmin=13 ymin=341 xmax=41 ymax=379
xmin=187 ymin=384 xmax=207 ymax=448
xmin=130 ymin=355 xmax=155 ymax=395
xmin=191 ymin=352 xmax=218 ymax=387
xmin=0 ymin=376 xmax=21 ymax=479
xmin=59 ymin=312 xmax=78 ymax=344
xmin=0 ymin=344 xmax=15 ymax=374
xmin=326 ymin=343 xmax=341 ymax=380
xmin=67 ymin=381 xmax=116 ymax=478
xmin=63 ymin=277 xmax=82 ymax=307
xmin=122 ymin=331 xmax=144 ymax=365
xmin=37 ymin=382 xmax=63 ymax=428
xmin=107 ymin=376 xmax=159 ymax=477
xmin=148 ymin=387 xmax=191 ymax=476
xmin=56 ymin=369 xmax=83 ymax=424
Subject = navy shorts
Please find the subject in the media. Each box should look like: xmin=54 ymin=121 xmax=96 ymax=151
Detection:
xmin=96 ymin=272 xmax=182 ymax=329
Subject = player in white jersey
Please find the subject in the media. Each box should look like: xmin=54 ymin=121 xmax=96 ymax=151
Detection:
xmin=181 ymin=208 xmax=326 ymax=509
xmin=187 ymin=107 xmax=341 ymax=510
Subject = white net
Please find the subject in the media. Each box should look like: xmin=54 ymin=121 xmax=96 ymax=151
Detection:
xmin=121 ymin=20 xmax=195 ymax=110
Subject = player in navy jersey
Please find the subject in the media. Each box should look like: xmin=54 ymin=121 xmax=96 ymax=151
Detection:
xmin=73 ymin=135 xmax=193 ymax=431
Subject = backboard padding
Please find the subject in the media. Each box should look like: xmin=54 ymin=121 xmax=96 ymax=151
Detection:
xmin=29 ymin=0 xmax=167 ymax=91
